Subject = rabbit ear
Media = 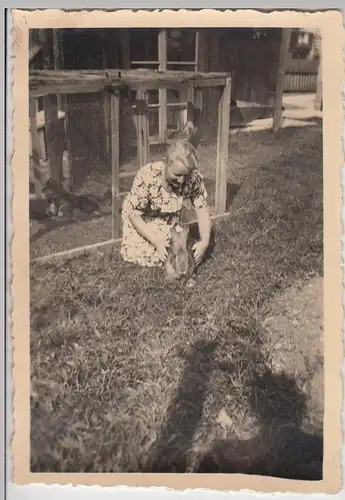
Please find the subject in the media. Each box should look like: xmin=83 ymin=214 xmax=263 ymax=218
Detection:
xmin=183 ymin=121 xmax=196 ymax=139
xmin=181 ymin=223 xmax=190 ymax=234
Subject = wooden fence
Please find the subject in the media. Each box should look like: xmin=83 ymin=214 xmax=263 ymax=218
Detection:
xmin=284 ymin=72 xmax=317 ymax=93
xmin=30 ymin=69 xmax=233 ymax=262
xmin=283 ymin=55 xmax=319 ymax=93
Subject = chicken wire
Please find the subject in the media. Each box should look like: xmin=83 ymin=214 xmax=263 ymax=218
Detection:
xmin=29 ymin=85 xmax=222 ymax=260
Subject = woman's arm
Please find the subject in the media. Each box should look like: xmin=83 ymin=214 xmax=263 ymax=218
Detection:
xmin=195 ymin=205 xmax=212 ymax=247
xmin=129 ymin=214 xmax=169 ymax=260
xmin=129 ymin=214 xmax=158 ymax=248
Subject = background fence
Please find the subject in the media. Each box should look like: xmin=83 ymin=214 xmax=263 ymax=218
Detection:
xmin=283 ymin=56 xmax=319 ymax=93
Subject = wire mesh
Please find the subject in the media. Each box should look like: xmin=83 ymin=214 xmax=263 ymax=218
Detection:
xmin=29 ymin=90 xmax=113 ymax=259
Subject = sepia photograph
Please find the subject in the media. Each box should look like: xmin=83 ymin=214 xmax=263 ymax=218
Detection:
xmin=27 ymin=25 xmax=325 ymax=478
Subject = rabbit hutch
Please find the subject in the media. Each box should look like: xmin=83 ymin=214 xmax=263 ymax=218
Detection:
xmin=29 ymin=28 xmax=290 ymax=261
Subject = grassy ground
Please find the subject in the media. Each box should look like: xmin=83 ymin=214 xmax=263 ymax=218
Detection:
xmin=30 ymin=124 xmax=323 ymax=477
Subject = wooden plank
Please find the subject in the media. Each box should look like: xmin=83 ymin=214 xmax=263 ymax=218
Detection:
xmin=167 ymin=61 xmax=196 ymax=66
xmin=215 ymin=78 xmax=231 ymax=215
xmin=136 ymin=89 xmax=149 ymax=167
xmin=31 ymin=238 xmax=119 ymax=263
xmin=132 ymin=102 xmax=188 ymax=110
xmin=30 ymin=211 xmax=230 ymax=263
xmin=135 ymin=77 xmax=229 ymax=90
xmin=131 ymin=60 xmax=160 ymax=65
xmin=30 ymin=82 xmax=107 ymax=98
xmin=29 ymin=69 xmax=232 ymax=97
xmin=31 ymin=79 xmax=231 ymax=98
xmin=273 ymin=28 xmax=292 ymax=133
xmin=119 ymin=170 xmax=138 ymax=179
xmin=158 ymin=29 xmax=168 ymax=141
xmin=30 ymin=68 xmax=231 ymax=80
xmin=43 ymin=93 xmax=64 ymax=186
xmin=110 ymin=90 xmax=121 ymax=239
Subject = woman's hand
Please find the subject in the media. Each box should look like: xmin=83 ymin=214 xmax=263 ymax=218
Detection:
xmin=192 ymin=240 xmax=208 ymax=266
xmin=154 ymin=234 xmax=170 ymax=262
xmin=194 ymin=206 xmax=212 ymax=265
xmin=129 ymin=215 xmax=170 ymax=261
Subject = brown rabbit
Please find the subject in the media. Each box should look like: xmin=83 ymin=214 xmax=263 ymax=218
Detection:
xmin=165 ymin=224 xmax=196 ymax=281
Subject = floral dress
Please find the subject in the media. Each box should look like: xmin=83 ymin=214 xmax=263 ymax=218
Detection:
xmin=120 ymin=161 xmax=208 ymax=267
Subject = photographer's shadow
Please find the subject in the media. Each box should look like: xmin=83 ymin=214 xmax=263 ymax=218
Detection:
xmin=197 ymin=369 xmax=323 ymax=480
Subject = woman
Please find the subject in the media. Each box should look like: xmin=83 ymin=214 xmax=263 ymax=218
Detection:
xmin=120 ymin=130 xmax=212 ymax=269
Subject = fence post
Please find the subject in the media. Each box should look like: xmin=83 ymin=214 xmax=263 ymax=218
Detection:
xmin=110 ymin=88 xmax=121 ymax=239
xmin=29 ymin=97 xmax=45 ymax=198
xmin=136 ymin=88 xmax=149 ymax=167
xmin=315 ymin=44 xmax=322 ymax=111
xmin=215 ymin=77 xmax=231 ymax=215
xmin=158 ymin=29 xmax=167 ymax=141
xmin=43 ymin=94 xmax=64 ymax=187
xmin=104 ymin=91 xmax=111 ymax=165
xmin=273 ymin=28 xmax=292 ymax=133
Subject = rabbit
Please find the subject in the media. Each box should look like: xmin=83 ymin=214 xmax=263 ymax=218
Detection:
xmin=165 ymin=223 xmax=196 ymax=282
xmin=42 ymin=178 xmax=101 ymax=218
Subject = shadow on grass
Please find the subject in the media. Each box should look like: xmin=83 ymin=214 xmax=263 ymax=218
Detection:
xmin=145 ymin=337 xmax=323 ymax=479
xmin=144 ymin=340 xmax=218 ymax=472
xmin=197 ymin=368 xmax=323 ymax=480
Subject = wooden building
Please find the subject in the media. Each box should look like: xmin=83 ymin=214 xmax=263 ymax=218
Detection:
xmin=31 ymin=28 xmax=283 ymax=141
xmin=30 ymin=28 xmax=292 ymax=203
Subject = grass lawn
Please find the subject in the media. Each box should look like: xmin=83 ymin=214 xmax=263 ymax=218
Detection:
xmin=30 ymin=124 xmax=323 ymax=477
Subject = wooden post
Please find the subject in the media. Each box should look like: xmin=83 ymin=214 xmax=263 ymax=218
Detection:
xmin=215 ymin=77 xmax=231 ymax=215
xmin=104 ymin=92 xmax=111 ymax=165
xmin=136 ymin=89 xmax=149 ymax=167
xmin=110 ymin=89 xmax=121 ymax=239
xmin=52 ymin=29 xmax=63 ymax=110
xmin=43 ymin=94 xmax=64 ymax=186
xmin=29 ymin=28 xmax=42 ymax=64
xmin=315 ymin=33 xmax=322 ymax=111
xmin=29 ymin=97 xmax=45 ymax=198
xmin=272 ymin=28 xmax=292 ymax=133
xmin=179 ymin=84 xmax=194 ymax=130
xmin=103 ymin=48 xmax=111 ymax=164
xmin=195 ymin=30 xmax=207 ymax=125
xmin=158 ymin=29 xmax=167 ymax=140
xmin=194 ymin=87 xmax=203 ymax=148
xmin=64 ymin=94 xmax=74 ymax=191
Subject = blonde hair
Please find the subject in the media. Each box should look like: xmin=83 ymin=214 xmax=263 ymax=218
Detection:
xmin=165 ymin=139 xmax=199 ymax=172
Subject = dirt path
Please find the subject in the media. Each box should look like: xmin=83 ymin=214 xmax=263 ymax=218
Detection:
xmin=262 ymin=275 xmax=324 ymax=432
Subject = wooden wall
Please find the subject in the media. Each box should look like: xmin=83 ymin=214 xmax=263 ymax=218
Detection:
xmin=199 ymin=29 xmax=281 ymax=137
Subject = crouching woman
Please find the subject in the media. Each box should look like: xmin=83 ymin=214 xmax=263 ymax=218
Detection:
xmin=120 ymin=138 xmax=212 ymax=268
